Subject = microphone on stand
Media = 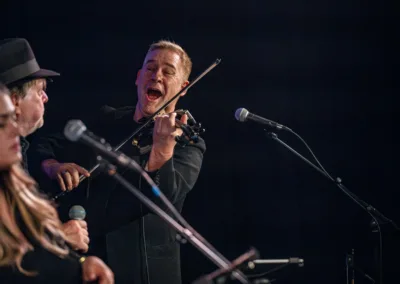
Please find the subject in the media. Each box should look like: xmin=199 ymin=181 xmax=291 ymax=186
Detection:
xmin=235 ymin=108 xmax=291 ymax=131
xmin=63 ymin=120 xmax=142 ymax=173
xmin=69 ymin=205 xmax=86 ymax=220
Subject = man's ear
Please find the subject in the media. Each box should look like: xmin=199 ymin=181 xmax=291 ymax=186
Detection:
xmin=179 ymin=80 xmax=190 ymax=97
xmin=10 ymin=94 xmax=22 ymax=116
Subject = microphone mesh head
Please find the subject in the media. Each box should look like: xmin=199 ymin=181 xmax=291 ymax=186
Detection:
xmin=64 ymin=120 xmax=86 ymax=142
xmin=69 ymin=205 xmax=86 ymax=220
xmin=235 ymin=108 xmax=249 ymax=122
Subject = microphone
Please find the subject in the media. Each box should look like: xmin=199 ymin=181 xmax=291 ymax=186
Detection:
xmin=235 ymin=108 xmax=291 ymax=131
xmin=63 ymin=120 xmax=142 ymax=173
xmin=69 ymin=205 xmax=86 ymax=220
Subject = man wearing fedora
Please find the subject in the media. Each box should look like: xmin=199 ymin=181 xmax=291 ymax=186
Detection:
xmin=0 ymin=38 xmax=90 ymax=253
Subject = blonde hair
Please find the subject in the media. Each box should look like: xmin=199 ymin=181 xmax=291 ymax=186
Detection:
xmin=148 ymin=40 xmax=192 ymax=81
xmin=0 ymin=164 xmax=69 ymax=275
xmin=8 ymin=78 xmax=46 ymax=99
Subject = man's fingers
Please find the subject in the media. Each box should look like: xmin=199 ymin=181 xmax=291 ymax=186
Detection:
xmin=60 ymin=165 xmax=89 ymax=189
xmin=76 ymin=241 xmax=88 ymax=252
xmin=99 ymin=270 xmax=114 ymax=284
xmin=75 ymin=164 xmax=90 ymax=177
xmin=180 ymin=113 xmax=188 ymax=125
xmin=70 ymin=169 xmax=80 ymax=188
xmin=155 ymin=115 xmax=166 ymax=135
xmin=169 ymin=112 xmax=177 ymax=127
xmin=78 ymin=220 xmax=88 ymax=229
xmin=81 ymin=242 xmax=89 ymax=253
xmin=56 ymin=163 xmax=90 ymax=179
xmin=62 ymin=171 xmax=74 ymax=191
xmin=83 ymin=235 xmax=90 ymax=245
xmin=56 ymin=174 xmax=67 ymax=191
xmin=83 ymin=265 xmax=96 ymax=282
xmin=63 ymin=220 xmax=80 ymax=234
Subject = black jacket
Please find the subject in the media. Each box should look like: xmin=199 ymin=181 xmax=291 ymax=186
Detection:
xmin=31 ymin=106 xmax=206 ymax=284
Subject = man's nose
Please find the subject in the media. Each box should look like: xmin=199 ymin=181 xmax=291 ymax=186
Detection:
xmin=42 ymin=91 xmax=49 ymax=103
xmin=151 ymin=68 xmax=163 ymax=82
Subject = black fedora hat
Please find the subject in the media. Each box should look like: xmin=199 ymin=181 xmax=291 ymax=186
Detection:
xmin=0 ymin=38 xmax=60 ymax=86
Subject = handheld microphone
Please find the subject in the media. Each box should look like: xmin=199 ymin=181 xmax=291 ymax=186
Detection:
xmin=63 ymin=120 xmax=142 ymax=173
xmin=68 ymin=205 xmax=86 ymax=220
xmin=235 ymin=108 xmax=291 ymax=131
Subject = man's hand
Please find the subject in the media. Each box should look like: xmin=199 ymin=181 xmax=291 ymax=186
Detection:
xmin=147 ymin=113 xmax=187 ymax=172
xmin=82 ymin=256 xmax=114 ymax=284
xmin=62 ymin=220 xmax=89 ymax=252
xmin=42 ymin=159 xmax=90 ymax=191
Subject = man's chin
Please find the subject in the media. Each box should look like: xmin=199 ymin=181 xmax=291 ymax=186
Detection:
xmin=27 ymin=119 xmax=44 ymax=136
xmin=38 ymin=119 xmax=44 ymax=128
xmin=142 ymin=105 xmax=160 ymax=117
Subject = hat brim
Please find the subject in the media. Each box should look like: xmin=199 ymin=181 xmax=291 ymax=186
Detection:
xmin=7 ymin=68 xmax=60 ymax=87
xmin=30 ymin=68 xmax=60 ymax=78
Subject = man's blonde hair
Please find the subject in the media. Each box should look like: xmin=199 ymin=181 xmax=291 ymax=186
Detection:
xmin=148 ymin=40 xmax=192 ymax=81
xmin=9 ymin=78 xmax=46 ymax=99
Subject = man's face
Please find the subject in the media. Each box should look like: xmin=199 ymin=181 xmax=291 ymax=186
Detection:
xmin=14 ymin=79 xmax=49 ymax=136
xmin=135 ymin=49 xmax=189 ymax=117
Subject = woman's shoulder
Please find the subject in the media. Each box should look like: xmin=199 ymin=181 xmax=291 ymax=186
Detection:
xmin=1 ymin=246 xmax=82 ymax=284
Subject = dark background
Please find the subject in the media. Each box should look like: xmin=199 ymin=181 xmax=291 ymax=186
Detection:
xmin=2 ymin=0 xmax=398 ymax=283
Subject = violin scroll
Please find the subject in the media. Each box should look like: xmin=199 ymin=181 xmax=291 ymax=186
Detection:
xmin=174 ymin=109 xmax=205 ymax=147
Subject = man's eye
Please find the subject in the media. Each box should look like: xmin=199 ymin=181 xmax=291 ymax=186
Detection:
xmin=0 ymin=119 xmax=9 ymax=128
xmin=146 ymin=65 xmax=156 ymax=71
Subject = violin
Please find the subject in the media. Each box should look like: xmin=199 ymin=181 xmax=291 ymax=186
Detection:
xmin=174 ymin=109 xmax=205 ymax=146
xmin=132 ymin=109 xmax=205 ymax=149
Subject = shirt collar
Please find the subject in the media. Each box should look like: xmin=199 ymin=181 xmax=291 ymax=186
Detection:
xmin=20 ymin=136 xmax=30 ymax=154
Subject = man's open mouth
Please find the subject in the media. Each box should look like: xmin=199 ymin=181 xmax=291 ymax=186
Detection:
xmin=146 ymin=88 xmax=163 ymax=101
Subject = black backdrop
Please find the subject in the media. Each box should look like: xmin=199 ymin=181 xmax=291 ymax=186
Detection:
xmin=2 ymin=0 xmax=398 ymax=283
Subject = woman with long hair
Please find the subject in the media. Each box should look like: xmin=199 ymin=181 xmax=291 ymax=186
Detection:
xmin=0 ymin=83 xmax=114 ymax=284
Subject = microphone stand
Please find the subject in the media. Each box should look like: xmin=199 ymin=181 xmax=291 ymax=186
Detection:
xmin=266 ymin=131 xmax=399 ymax=284
xmin=192 ymin=248 xmax=260 ymax=284
xmin=346 ymin=250 xmax=376 ymax=284
xmin=98 ymin=159 xmax=251 ymax=284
